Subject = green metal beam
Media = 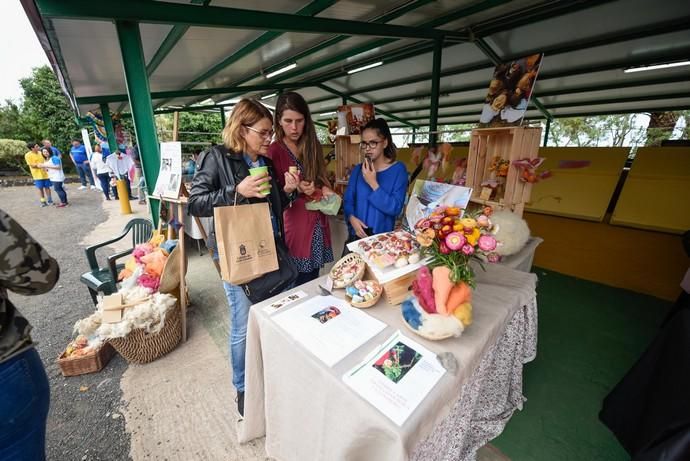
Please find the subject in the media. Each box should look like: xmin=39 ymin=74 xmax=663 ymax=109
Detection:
xmin=100 ymin=103 xmax=119 ymax=154
xmin=307 ymin=19 xmax=690 ymax=106
xmin=543 ymin=119 xmax=550 ymax=147
xmin=317 ymin=84 xmax=416 ymax=129
xmin=165 ymin=0 xmax=337 ymax=106
xmin=429 ymin=39 xmax=443 ymax=145
xmin=183 ymin=0 xmax=502 ymax=106
xmin=115 ymin=21 xmax=160 ymax=223
xmin=146 ymin=0 xmax=210 ymax=77
xmin=37 ymin=0 xmax=465 ymax=40
xmin=219 ymin=107 xmax=226 ymax=128
xmin=76 ymin=81 xmax=323 ymax=105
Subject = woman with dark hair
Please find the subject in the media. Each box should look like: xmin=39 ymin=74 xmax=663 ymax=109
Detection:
xmin=188 ymin=98 xmax=299 ymax=416
xmin=343 ymin=118 xmax=408 ymax=243
xmin=268 ymin=92 xmax=334 ymax=285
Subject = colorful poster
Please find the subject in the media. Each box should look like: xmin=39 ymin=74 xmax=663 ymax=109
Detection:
xmin=405 ymin=179 xmax=472 ymax=230
xmin=337 ymin=103 xmax=375 ymax=135
xmin=153 ymin=142 xmax=182 ymax=199
xmin=479 ymin=53 xmax=543 ymax=128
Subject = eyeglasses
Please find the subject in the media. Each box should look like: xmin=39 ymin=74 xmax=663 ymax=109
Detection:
xmin=245 ymin=125 xmax=275 ymax=140
xmin=359 ymin=140 xmax=381 ymax=150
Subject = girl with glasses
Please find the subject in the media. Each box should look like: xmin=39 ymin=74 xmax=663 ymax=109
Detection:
xmin=268 ymin=92 xmax=334 ymax=285
xmin=343 ymin=118 xmax=408 ymax=250
xmin=188 ymin=99 xmax=299 ymax=417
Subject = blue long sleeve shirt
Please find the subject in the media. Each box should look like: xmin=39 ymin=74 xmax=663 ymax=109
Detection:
xmin=343 ymin=161 xmax=408 ymax=237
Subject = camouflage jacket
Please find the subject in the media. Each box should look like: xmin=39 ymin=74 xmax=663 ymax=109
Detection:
xmin=0 ymin=209 xmax=59 ymax=362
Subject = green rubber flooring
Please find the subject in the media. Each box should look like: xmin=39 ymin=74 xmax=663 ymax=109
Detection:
xmin=492 ymin=268 xmax=672 ymax=461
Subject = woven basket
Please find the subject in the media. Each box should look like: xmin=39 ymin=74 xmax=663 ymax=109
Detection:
xmin=109 ymin=302 xmax=182 ymax=364
xmin=57 ymin=342 xmax=115 ymax=377
xmin=329 ymin=253 xmax=366 ymax=288
xmin=346 ymin=280 xmax=383 ymax=309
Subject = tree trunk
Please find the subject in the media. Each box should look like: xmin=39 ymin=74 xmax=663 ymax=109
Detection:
xmin=645 ymin=112 xmax=678 ymax=146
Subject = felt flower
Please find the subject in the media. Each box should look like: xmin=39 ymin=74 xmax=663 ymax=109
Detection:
xmin=478 ymin=234 xmax=497 ymax=252
xmin=416 ymin=228 xmax=436 ymax=247
xmin=445 ymin=232 xmax=466 ymax=251
xmin=440 ymin=242 xmax=450 ymax=254
xmin=466 ymin=228 xmax=481 ymax=246
xmin=461 ymin=244 xmax=474 ymax=255
xmin=487 ymin=252 xmax=501 ymax=263
xmin=476 ymin=214 xmax=491 ymax=228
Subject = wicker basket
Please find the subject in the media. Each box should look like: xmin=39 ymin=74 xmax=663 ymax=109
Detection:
xmin=109 ymin=302 xmax=182 ymax=364
xmin=329 ymin=253 xmax=366 ymax=288
xmin=346 ymin=280 xmax=383 ymax=309
xmin=57 ymin=342 xmax=116 ymax=377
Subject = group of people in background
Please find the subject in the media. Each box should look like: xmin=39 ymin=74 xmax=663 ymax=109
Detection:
xmin=24 ymin=138 xmax=138 ymax=208
xmin=188 ymin=91 xmax=408 ymax=417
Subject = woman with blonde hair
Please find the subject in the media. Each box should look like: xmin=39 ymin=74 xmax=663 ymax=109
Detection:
xmin=268 ymin=92 xmax=334 ymax=285
xmin=188 ymin=99 xmax=299 ymax=417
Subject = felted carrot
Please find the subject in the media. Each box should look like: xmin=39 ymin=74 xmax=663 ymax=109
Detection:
xmin=412 ymin=266 xmax=436 ymax=313
xmin=432 ymin=266 xmax=453 ymax=315
xmin=446 ymin=282 xmax=472 ymax=314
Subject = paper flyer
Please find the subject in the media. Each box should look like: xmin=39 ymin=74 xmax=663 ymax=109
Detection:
xmin=262 ymin=290 xmax=309 ymax=315
xmin=271 ymin=295 xmax=386 ymax=367
xmin=343 ymin=330 xmax=445 ymax=426
xmin=154 ymin=141 xmax=183 ymax=198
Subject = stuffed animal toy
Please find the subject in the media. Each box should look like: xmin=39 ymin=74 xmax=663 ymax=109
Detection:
xmin=490 ymin=210 xmax=530 ymax=256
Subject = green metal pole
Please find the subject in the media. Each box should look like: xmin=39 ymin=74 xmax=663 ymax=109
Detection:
xmin=341 ymin=96 xmax=347 ymax=106
xmin=115 ymin=20 xmax=160 ymax=223
xmin=220 ymin=107 xmax=226 ymax=128
xmin=543 ymin=118 xmax=551 ymax=147
xmin=100 ymin=103 xmax=119 ymax=154
xmin=411 ymin=127 xmax=416 ymax=145
xmin=429 ymin=39 xmax=442 ymax=146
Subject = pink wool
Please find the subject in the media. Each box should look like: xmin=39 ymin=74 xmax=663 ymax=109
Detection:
xmin=132 ymin=243 xmax=155 ymax=264
xmin=412 ymin=266 xmax=436 ymax=314
xmin=137 ymin=273 xmax=160 ymax=292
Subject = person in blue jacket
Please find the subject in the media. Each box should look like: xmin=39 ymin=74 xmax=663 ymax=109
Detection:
xmin=69 ymin=138 xmax=96 ymax=190
xmin=343 ymin=118 xmax=408 ymax=247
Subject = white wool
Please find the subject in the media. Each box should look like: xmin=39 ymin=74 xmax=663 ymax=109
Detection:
xmin=413 ymin=297 xmax=464 ymax=339
xmin=491 ymin=210 xmax=530 ymax=256
xmin=74 ymin=312 xmax=102 ymax=337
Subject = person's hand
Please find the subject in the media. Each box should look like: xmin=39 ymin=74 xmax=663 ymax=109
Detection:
xmin=283 ymin=171 xmax=299 ymax=194
xmin=362 ymin=158 xmax=378 ymax=190
xmin=83 ymin=160 xmax=90 ymax=165
xmin=349 ymin=215 xmax=369 ymax=239
xmin=237 ymin=173 xmax=271 ymax=199
xmin=299 ymin=180 xmax=315 ymax=196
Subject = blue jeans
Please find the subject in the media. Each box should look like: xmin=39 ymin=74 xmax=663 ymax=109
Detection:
xmin=76 ymin=163 xmax=95 ymax=186
xmin=52 ymin=181 xmax=68 ymax=204
xmin=222 ymin=282 xmax=251 ymax=393
xmin=0 ymin=347 xmax=50 ymax=461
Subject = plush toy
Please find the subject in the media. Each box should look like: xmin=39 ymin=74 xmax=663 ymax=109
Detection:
xmin=490 ymin=210 xmax=530 ymax=256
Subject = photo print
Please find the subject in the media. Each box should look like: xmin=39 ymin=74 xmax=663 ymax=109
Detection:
xmin=372 ymin=341 xmax=422 ymax=384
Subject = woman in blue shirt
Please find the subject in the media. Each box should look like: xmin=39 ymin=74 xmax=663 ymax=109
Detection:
xmin=344 ymin=118 xmax=408 ymax=244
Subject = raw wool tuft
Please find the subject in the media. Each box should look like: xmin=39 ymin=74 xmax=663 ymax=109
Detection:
xmin=74 ymin=287 xmax=176 ymax=340
xmin=491 ymin=210 xmax=530 ymax=256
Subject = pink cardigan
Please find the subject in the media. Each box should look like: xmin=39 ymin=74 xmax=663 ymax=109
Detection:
xmin=266 ymin=142 xmax=332 ymax=259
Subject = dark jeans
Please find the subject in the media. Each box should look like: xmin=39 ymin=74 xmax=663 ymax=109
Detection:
xmin=0 ymin=347 xmax=50 ymax=461
xmin=76 ymin=163 xmax=95 ymax=186
xmin=97 ymin=173 xmax=112 ymax=199
xmin=112 ymin=177 xmax=133 ymax=199
xmin=294 ymin=268 xmax=320 ymax=286
xmin=52 ymin=181 xmax=68 ymax=204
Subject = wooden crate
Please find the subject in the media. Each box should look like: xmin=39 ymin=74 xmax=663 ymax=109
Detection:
xmin=365 ymin=265 xmax=419 ymax=306
xmin=334 ymin=135 xmax=363 ymax=195
xmin=465 ymin=126 xmax=542 ymax=216
xmin=57 ymin=342 xmax=115 ymax=377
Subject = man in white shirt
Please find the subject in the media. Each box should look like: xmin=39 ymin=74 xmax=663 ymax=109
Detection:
xmin=105 ymin=149 xmax=136 ymax=200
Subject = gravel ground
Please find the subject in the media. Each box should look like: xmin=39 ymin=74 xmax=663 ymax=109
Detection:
xmin=1 ymin=185 xmax=131 ymax=461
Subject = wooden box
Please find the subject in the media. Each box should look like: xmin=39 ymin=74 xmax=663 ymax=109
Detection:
xmin=334 ymin=135 xmax=363 ymax=195
xmin=466 ymin=126 xmax=542 ymax=216
xmin=365 ymin=265 xmax=419 ymax=306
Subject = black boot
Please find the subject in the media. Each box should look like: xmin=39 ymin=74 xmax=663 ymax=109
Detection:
xmin=236 ymin=391 xmax=244 ymax=417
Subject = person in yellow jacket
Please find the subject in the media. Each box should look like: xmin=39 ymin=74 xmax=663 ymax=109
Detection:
xmin=24 ymin=142 xmax=53 ymax=207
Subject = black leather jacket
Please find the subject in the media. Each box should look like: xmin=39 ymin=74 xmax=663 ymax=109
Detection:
xmin=188 ymin=145 xmax=290 ymax=242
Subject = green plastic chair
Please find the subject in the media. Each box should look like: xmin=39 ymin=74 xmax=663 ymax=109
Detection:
xmin=79 ymin=218 xmax=153 ymax=304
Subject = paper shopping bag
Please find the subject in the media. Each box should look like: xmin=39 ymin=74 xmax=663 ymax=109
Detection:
xmin=213 ymin=202 xmax=278 ymax=284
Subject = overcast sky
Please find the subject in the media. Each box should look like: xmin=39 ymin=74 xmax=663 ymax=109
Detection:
xmin=1 ymin=2 xmax=49 ymax=102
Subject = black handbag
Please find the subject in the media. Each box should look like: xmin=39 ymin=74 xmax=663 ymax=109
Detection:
xmin=241 ymin=237 xmax=298 ymax=304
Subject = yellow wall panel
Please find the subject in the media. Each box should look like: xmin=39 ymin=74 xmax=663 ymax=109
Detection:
xmin=611 ymin=147 xmax=690 ymax=234
xmin=525 ymin=147 xmax=629 ymax=221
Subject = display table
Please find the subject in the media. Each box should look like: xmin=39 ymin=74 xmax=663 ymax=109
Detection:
xmin=500 ymin=236 xmax=543 ymax=272
xmin=238 ymin=263 xmax=538 ymax=460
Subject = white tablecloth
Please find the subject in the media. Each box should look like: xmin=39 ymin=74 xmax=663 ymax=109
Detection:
xmin=239 ymin=263 xmax=538 ymax=461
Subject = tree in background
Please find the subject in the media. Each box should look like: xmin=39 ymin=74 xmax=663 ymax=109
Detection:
xmin=154 ymin=111 xmax=222 ymax=151
xmin=19 ymin=66 xmax=80 ymax=152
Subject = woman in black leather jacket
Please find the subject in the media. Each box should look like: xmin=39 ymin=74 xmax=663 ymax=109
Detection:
xmin=188 ymin=99 xmax=299 ymax=416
